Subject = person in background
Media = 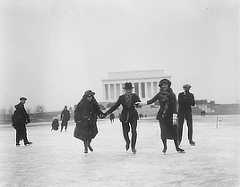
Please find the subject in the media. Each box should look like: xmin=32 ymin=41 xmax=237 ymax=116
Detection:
xmin=60 ymin=106 xmax=70 ymax=132
xmin=146 ymin=79 xmax=184 ymax=154
xmin=104 ymin=82 xmax=141 ymax=154
xmin=178 ymin=84 xmax=196 ymax=146
xmin=74 ymin=90 xmax=104 ymax=153
xmin=109 ymin=113 xmax=115 ymax=124
xmin=12 ymin=97 xmax=32 ymax=146
xmin=51 ymin=117 xmax=59 ymax=131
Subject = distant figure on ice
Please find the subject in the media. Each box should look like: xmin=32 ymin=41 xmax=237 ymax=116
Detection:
xmin=51 ymin=117 xmax=59 ymax=131
xmin=146 ymin=79 xmax=184 ymax=154
xmin=178 ymin=84 xmax=196 ymax=146
xmin=201 ymin=110 xmax=206 ymax=116
xmin=74 ymin=90 xmax=104 ymax=153
xmin=104 ymin=82 xmax=141 ymax=154
xmin=60 ymin=106 xmax=70 ymax=132
xmin=109 ymin=113 xmax=115 ymax=124
xmin=12 ymin=97 xmax=32 ymax=146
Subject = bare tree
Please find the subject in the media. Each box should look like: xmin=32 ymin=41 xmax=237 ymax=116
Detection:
xmin=8 ymin=106 xmax=14 ymax=116
xmin=0 ymin=108 xmax=7 ymax=120
xmin=26 ymin=107 xmax=31 ymax=114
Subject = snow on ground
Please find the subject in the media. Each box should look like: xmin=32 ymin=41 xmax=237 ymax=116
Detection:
xmin=0 ymin=115 xmax=239 ymax=187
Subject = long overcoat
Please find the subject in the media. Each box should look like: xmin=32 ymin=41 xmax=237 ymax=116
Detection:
xmin=147 ymin=89 xmax=178 ymax=140
xmin=12 ymin=103 xmax=30 ymax=140
xmin=73 ymin=98 xmax=103 ymax=141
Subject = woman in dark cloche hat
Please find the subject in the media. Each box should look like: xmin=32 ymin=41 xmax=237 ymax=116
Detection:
xmin=146 ymin=79 xmax=185 ymax=154
xmin=74 ymin=90 xmax=104 ymax=153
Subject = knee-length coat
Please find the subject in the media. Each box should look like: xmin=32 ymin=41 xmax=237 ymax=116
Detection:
xmin=106 ymin=93 xmax=141 ymax=123
xmin=12 ymin=103 xmax=30 ymax=140
xmin=73 ymin=97 xmax=103 ymax=141
xmin=147 ymin=89 xmax=178 ymax=140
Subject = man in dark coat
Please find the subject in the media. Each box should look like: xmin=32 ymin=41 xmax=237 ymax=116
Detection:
xmin=12 ymin=97 xmax=32 ymax=146
xmin=104 ymin=82 xmax=141 ymax=154
xmin=178 ymin=84 xmax=196 ymax=146
xmin=60 ymin=106 xmax=70 ymax=132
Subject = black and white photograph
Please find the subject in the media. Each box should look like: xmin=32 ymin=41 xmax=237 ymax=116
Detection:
xmin=0 ymin=0 xmax=239 ymax=186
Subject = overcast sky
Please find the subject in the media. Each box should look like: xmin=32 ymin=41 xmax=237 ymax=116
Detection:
xmin=0 ymin=0 xmax=239 ymax=111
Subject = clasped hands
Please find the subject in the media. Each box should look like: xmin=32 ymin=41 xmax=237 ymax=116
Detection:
xmin=136 ymin=101 xmax=148 ymax=107
xmin=99 ymin=113 xmax=107 ymax=119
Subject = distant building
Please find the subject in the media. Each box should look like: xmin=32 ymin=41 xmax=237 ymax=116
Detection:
xmin=214 ymin=103 xmax=240 ymax=115
xmin=102 ymin=70 xmax=171 ymax=102
xmin=195 ymin=100 xmax=215 ymax=113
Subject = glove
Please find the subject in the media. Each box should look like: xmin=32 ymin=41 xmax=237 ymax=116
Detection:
xmin=173 ymin=114 xmax=177 ymax=119
xmin=173 ymin=114 xmax=178 ymax=126
xmin=99 ymin=113 xmax=106 ymax=119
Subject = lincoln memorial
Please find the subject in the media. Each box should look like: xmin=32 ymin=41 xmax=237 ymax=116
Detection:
xmin=102 ymin=70 xmax=171 ymax=102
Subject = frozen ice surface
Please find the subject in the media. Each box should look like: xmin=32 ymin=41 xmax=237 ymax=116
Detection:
xmin=0 ymin=115 xmax=239 ymax=187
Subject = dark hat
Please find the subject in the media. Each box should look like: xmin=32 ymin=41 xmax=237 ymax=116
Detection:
xmin=84 ymin=90 xmax=95 ymax=97
xmin=20 ymin=97 xmax=27 ymax=101
xmin=159 ymin=79 xmax=171 ymax=87
xmin=183 ymin=84 xmax=191 ymax=89
xmin=123 ymin=82 xmax=134 ymax=90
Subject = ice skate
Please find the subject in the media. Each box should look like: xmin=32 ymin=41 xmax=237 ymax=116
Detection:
xmin=88 ymin=144 xmax=93 ymax=152
xmin=162 ymin=147 xmax=167 ymax=154
xmin=176 ymin=147 xmax=185 ymax=153
xmin=131 ymin=148 xmax=136 ymax=154
xmin=189 ymin=140 xmax=196 ymax=146
xmin=24 ymin=142 xmax=32 ymax=146
xmin=126 ymin=143 xmax=130 ymax=151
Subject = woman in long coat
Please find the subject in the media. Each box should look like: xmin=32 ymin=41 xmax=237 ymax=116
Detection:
xmin=147 ymin=79 xmax=185 ymax=154
xmin=74 ymin=90 xmax=104 ymax=153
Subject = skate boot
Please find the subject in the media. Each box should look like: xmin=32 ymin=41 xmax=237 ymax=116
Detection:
xmin=176 ymin=147 xmax=185 ymax=153
xmin=84 ymin=141 xmax=88 ymax=153
xmin=126 ymin=142 xmax=130 ymax=151
xmin=88 ymin=144 xmax=93 ymax=152
xmin=189 ymin=140 xmax=196 ymax=146
xmin=131 ymin=148 xmax=136 ymax=154
xmin=162 ymin=147 xmax=167 ymax=154
xmin=24 ymin=142 xmax=32 ymax=146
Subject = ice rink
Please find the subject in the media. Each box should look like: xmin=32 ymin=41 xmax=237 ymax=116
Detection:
xmin=0 ymin=115 xmax=239 ymax=187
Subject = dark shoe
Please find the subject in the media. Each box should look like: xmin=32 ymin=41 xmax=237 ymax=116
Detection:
xmin=88 ymin=145 xmax=93 ymax=152
xmin=126 ymin=143 xmax=130 ymax=151
xmin=189 ymin=140 xmax=196 ymax=146
xmin=131 ymin=148 xmax=136 ymax=154
xmin=84 ymin=147 xmax=88 ymax=153
xmin=176 ymin=147 xmax=185 ymax=153
xmin=24 ymin=142 xmax=32 ymax=146
xmin=16 ymin=143 xmax=20 ymax=146
xmin=162 ymin=147 xmax=167 ymax=154
xmin=84 ymin=140 xmax=88 ymax=153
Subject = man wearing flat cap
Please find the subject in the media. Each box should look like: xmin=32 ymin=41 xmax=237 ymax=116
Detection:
xmin=104 ymin=82 xmax=141 ymax=154
xmin=178 ymin=84 xmax=196 ymax=146
xmin=12 ymin=97 xmax=32 ymax=146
